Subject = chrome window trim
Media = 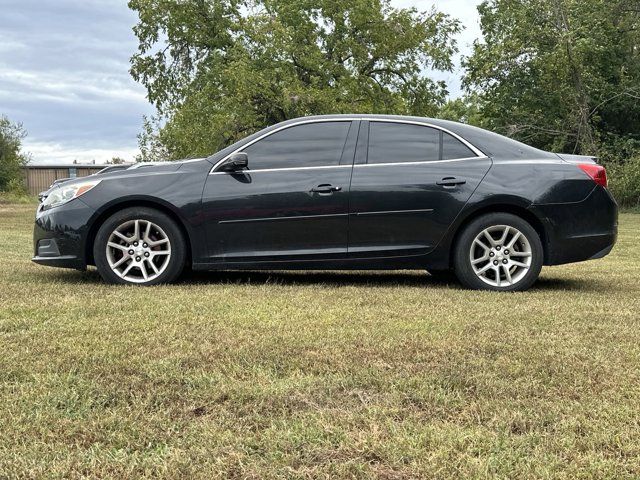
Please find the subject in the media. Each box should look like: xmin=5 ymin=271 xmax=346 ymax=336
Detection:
xmin=353 ymin=156 xmax=488 ymax=167
xmin=209 ymin=164 xmax=353 ymax=175
xmin=208 ymin=117 xmax=486 ymax=174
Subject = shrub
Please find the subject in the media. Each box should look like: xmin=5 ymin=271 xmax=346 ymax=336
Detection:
xmin=0 ymin=116 xmax=28 ymax=191
xmin=6 ymin=177 xmax=27 ymax=195
xmin=605 ymin=156 xmax=640 ymax=210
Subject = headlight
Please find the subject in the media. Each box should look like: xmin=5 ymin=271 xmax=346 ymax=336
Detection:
xmin=41 ymin=180 xmax=101 ymax=211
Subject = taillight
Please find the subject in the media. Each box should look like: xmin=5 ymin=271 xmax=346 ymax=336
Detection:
xmin=578 ymin=163 xmax=607 ymax=188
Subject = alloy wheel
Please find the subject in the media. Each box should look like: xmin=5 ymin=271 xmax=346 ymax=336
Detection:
xmin=105 ymin=219 xmax=171 ymax=283
xmin=469 ymin=225 xmax=533 ymax=288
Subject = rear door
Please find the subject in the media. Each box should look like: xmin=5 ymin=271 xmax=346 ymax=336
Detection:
xmin=348 ymin=120 xmax=492 ymax=257
xmin=201 ymin=120 xmax=358 ymax=262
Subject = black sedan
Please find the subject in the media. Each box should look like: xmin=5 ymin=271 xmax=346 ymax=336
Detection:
xmin=32 ymin=115 xmax=617 ymax=291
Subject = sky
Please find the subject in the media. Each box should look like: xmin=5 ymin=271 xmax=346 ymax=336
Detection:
xmin=0 ymin=0 xmax=482 ymax=165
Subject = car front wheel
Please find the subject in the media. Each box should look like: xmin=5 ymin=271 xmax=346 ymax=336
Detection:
xmin=453 ymin=213 xmax=543 ymax=292
xmin=93 ymin=207 xmax=186 ymax=285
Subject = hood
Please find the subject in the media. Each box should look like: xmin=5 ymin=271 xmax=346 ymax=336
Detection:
xmin=38 ymin=158 xmax=206 ymax=200
xmin=107 ymin=161 xmax=182 ymax=175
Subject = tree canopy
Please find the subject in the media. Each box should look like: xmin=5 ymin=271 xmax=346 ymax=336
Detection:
xmin=463 ymin=0 xmax=640 ymax=157
xmin=129 ymin=0 xmax=460 ymax=160
xmin=129 ymin=0 xmax=640 ymax=176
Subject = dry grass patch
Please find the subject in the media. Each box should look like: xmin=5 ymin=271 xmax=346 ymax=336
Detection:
xmin=1 ymin=203 xmax=639 ymax=478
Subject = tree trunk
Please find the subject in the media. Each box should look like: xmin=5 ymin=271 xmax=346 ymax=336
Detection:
xmin=553 ymin=0 xmax=598 ymax=154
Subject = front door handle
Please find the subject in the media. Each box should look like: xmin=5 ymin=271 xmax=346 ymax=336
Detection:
xmin=311 ymin=184 xmax=342 ymax=194
xmin=436 ymin=177 xmax=466 ymax=187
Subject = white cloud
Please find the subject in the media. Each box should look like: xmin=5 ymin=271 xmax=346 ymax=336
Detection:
xmin=24 ymin=140 xmax=139 ymax=165
xmin=0 ymin=69 xmax=148 ymax=105
xmin=0 ymin=35 xmax=27 ymax=53
xmin=4 ymin=0 xmax=482 ymax=165
xmin=0 ymin=0 xmax=153 ymax=164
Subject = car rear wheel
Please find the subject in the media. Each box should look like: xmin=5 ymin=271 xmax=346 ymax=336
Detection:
xmin=453 ymin=213 xmax=543 ymax=291
xmin=94 ymin=207 xmax=186 ymax=285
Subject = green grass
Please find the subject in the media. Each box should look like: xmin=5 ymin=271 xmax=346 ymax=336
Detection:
xmin=0 ymin=192 xmax=38 ymax=205
xmin=1 ymin=203 xmax=639 ymax=479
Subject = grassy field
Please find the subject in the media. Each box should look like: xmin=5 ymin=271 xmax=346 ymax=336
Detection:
xmin=1 ymin=202 xmax=639 ymax=479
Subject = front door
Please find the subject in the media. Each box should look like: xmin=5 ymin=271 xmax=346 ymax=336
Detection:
xmin=201 ymin=120 xmax=358 ymax=263
xmin=348 ymin=120 xmax=492 ymax=257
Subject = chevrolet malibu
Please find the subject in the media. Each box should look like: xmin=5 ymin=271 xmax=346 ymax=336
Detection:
xmin=32 ymin=115 xmax=617 ymax=291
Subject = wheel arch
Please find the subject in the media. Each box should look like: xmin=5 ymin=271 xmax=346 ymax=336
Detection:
xmin=447 ymin=202 xmax=549 ymax=268
xmin=85 ymin=198 xmax=193 ymax=266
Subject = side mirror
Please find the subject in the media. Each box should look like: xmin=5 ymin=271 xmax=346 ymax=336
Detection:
xmin=219 ymin=152 xmax=249 ymax=172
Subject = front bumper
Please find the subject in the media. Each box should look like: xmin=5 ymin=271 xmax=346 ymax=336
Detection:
xmin=32 ymin=199 xmax=96 ymax=270
xmin=531 ymin=185 xmax=618 ymax=266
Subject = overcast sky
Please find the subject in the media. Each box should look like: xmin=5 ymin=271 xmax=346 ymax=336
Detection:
xmin=0 ymin=0 xmax=482 ymax=164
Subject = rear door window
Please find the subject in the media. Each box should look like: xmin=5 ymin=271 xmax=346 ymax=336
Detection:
xmin=367 ymin=122 xmax=440 ymax=164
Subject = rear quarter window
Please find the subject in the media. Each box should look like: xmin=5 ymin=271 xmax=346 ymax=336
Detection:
xmin=442 ymin=132 xmax=476 ymax=160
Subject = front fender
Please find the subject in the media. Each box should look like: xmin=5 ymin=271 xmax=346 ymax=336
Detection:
xmin=79 ymin=170 xmax=208 ymax=265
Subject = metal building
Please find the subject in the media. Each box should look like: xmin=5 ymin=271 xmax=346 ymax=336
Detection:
xmin=22 ymin=164 xmax=113 ymax=195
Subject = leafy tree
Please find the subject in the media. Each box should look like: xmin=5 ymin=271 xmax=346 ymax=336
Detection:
xmin=463 ymin=0 xmax=640 ymax=157
xmin=437 ymin=94 xmax=486 ymax=126
xmin=0 ymin=115 xmax=29 ymax=192
xmin=135 ymin=115 xmax=170 ymax=163
xmin=129 ymin=0 xmax=461 ymax=160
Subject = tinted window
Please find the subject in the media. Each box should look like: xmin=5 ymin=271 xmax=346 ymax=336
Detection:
xmin=442 ymin=132 xmax=476 ymax=160
xmin=243 ymin=122 xmax=351 ymax=170
xmin=368 ymin=122 xmax=440 ymax=164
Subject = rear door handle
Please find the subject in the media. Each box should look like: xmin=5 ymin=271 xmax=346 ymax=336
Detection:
xmin=311 ymin=184 xmax=342 ymax=194
xmin=436 ymin=177 xmax=466 ymax=187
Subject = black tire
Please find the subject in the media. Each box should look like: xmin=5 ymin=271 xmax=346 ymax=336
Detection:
xmin=453 ymin=213 xmax=543 ymax=292
xmin=93 ymin=207 xmax=186 ymax=285
xmin=426 ymin=268 xmax=458 ymax=283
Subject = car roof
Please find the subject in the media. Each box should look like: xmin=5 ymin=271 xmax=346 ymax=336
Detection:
xmin=277 ymin=114 xmax=557 ymax=160
xmin=208 ymin=114 xmax=558 ymax=164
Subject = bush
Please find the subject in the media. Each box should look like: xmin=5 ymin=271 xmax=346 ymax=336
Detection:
xmin=6 ymin=177 xmax=26 ymax=195
xmin=605 ymin=156 xmax=640 ymax=210
xmin=0 ymin=192 xmax=37 ymax=205
xmin=0 ymin=116 xmax=28 ymax=191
